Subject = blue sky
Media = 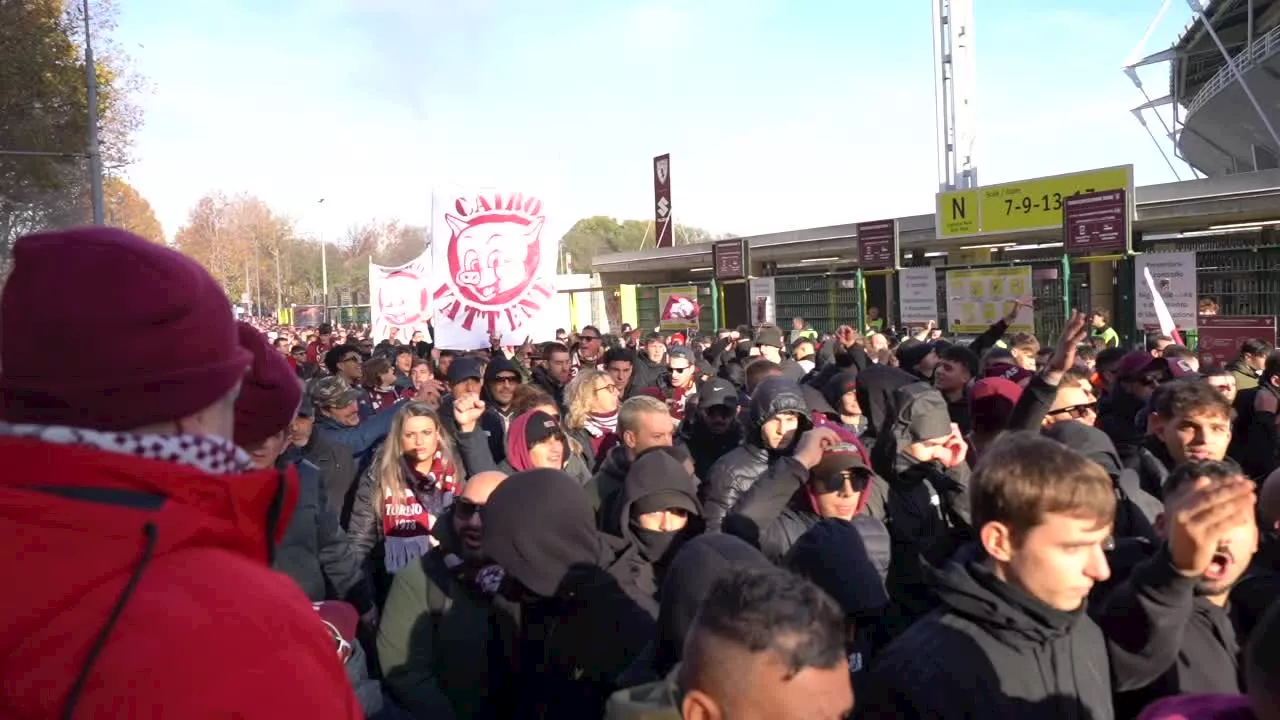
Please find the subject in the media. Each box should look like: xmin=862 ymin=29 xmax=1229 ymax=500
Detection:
xmin=115 ymin=0 xmax=1201 ymax=242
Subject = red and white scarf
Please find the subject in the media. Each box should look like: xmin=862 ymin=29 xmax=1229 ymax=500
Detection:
xmin=382 ymin=450 xmax=459 ymax=574
xmin=0 ymin=422 xmax=252 ymax=475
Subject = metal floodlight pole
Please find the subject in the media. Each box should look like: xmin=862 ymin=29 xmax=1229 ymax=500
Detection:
xmin=1186 ymin=0 xmax=1280 ymax=154
xmin=82 ymin=0 xmax=105 ymax=225
xmin=318 ymin=198 xmax=329 ymax=321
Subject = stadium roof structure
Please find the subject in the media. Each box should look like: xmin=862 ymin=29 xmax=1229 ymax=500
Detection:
xmin=1125 ymin=0 xmax=1280 ymax=178
xmin=1172 ymin=0 xmax=1280 ymax=103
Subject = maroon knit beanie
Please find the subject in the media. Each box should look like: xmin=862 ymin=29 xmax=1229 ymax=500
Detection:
xmin=233 ymin=322 xmax=303 ymax=447
xmin=969 ymin=378 xmax=1024 ymax=435
xmin=0 ymin=227 xmax=252 ymax=430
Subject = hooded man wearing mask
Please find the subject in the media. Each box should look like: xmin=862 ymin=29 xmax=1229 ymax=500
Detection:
xmin=483 ymin=469 xmax=656 ymax=718
xmin=869 ymin=380 xmax=973 ymax=627
xmin=611 ymin=447 xmax=706 ymax=600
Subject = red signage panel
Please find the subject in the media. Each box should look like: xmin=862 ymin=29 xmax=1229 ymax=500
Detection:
xmin=713 ymin=239 xmax=746 ymax=280
xmin=1063 ymin=189 xmax=1129 ymax=255
xmin=654 ymin=154 xmax=673 ymax=249
xmin=1196 ymin=315 xmax=1277 ymax=368
xmin=857 ymin=219 xmax=899 ymax=269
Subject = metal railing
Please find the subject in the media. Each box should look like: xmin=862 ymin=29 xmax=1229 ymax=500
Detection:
xmin=1187 ymin=23 xmax=1280 ymax=116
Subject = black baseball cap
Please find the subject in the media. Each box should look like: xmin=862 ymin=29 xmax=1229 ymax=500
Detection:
xmin=523 ymin=411 xmax=564 ymax=448
xmin=698 ymin=378 xmax=740 ymax=410
xmin=447 ymin=356 xmax=484 ymax=385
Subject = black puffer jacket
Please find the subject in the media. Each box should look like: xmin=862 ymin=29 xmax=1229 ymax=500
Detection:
xmin=723 ymin=453 xmax=890 ymax=569
xmin=700 ymin=377 xmax=810 ymax=532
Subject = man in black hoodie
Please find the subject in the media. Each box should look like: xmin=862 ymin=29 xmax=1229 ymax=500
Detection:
xmin=860 ymin=432 xmax=1118 ymax=719
xmin=612 ymin=533 xmax=774 ymax=689
xmin=482 ymin=468 xmax=656 ymax=718
xmin=611 ymin=447 xmax=706 ymax=600
xmin=1095 ymin=458 xmax=1257 ymax=718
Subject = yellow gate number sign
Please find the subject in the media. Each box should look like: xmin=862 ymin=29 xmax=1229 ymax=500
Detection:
xmin=935 ymin=165 xmax=1133 ymax=239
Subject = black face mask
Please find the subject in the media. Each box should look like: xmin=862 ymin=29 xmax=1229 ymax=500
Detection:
xmin=629 ymin=523 xmax=686 ymax=566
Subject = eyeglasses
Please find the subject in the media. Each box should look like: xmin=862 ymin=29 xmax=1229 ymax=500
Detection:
xmin=455 ymin=497 xmax=485 ymax=521
xmin=595 ymin=383 xmax=620 ymax=394
xmin=1049 ymin=401 xmax=1098 ymax=419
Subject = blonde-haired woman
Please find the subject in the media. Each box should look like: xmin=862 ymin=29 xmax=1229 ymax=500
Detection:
xmin=348 ymin=401 xmax=461 ymax=596
xmin=562 ymin=367 xmax=621 ymax=471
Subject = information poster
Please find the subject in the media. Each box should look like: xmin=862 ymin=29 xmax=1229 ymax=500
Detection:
xmin=944 ymin=266 xmax=1033 ymax=334
xmin=1135 ymin=252 xmax=1198 ymax=334
xmin=747 ymin=277 xmax=776 ymax=326
xmin=898 ymin=267 xmax=939 ymax=327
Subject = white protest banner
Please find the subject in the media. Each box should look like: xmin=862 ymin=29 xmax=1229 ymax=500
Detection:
xmin=430 ymin=189 xmax=559 ymax=349
xmin=369 ymin=248 xmax=433 ymax=344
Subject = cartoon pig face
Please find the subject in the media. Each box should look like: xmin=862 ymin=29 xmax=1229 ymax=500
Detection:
xmin=663 ymin=296 xmax=698 ymax=320
xmin=446 ymin=213 xmax=544 ymax=307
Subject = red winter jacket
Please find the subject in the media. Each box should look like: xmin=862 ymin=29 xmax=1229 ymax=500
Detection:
xmin=0 ymin=436 xmax=362 ymax=719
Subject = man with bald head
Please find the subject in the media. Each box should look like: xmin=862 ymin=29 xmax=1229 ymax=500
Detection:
xmin=377 ymin=471 xmax=516 ymax=718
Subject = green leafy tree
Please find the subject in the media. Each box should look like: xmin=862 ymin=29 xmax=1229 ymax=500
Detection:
xmin=560 ymin=217 xmax=719 ymax=273
xmin=0 ymin=0 xmax=142 ymax=272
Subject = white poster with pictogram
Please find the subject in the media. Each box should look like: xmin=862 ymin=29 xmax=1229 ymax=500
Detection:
xmin=430 ymin=188 xmax=559 ymax=349
xmin=370 ymin=249 xmax=433 ymax=344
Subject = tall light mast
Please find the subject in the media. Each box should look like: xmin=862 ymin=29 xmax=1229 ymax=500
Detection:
xmin=932 ymin=0 xmax=978 ymax=191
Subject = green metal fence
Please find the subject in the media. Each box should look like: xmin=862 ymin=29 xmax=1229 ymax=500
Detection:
xmin=773 ymin=273 xmax=859 ymax=332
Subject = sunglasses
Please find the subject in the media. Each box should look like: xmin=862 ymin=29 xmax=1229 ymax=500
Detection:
xmin=493 ymin=375 xmax=520 ymax=385
xmin=669 ymin=365 xmax=692 ymax=373
xmin=1050 ymin=402 xmax=1098 ymax=419
xmin=580 ymin=335 xmax=601 ymax=341
xmin=455 ymin=497 xmax=484 ymax=520
xmin=810 ymin=467 xmax=872 ymax=495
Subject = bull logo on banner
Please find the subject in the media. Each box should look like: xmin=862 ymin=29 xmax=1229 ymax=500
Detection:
xmin=431 ymin=190 xmax=556 ymax=348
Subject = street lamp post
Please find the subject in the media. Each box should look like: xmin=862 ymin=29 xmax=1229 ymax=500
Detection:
xmin=82 ymin=0 xmax=105 ymax=225
xmin=318 ymin=198 xmax=328 ymax=322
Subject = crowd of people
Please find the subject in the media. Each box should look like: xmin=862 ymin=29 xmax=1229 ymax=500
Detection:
xmin=6 ymin=226 xmax=1280 ymax=720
